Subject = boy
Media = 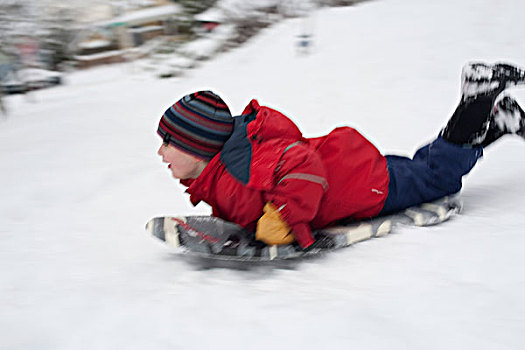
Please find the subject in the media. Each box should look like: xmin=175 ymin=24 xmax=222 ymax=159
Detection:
xmin=157 ymin=62 xmax=525 ymax=250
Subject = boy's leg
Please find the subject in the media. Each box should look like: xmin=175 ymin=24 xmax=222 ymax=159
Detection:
xmin=381 ymin=62 xmax=525 ymax=215
xmin=380 ymin=138 xmax=482 ymax=215
xmin=442 ymin=94 xmax=495 ymax=145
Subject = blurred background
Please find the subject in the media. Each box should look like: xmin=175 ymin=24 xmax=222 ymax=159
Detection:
xmin=0 ymin=0 xmax=348 ymax=100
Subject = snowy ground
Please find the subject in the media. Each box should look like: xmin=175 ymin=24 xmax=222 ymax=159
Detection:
xmin=2 ymin=0 xmax=525 ymax=349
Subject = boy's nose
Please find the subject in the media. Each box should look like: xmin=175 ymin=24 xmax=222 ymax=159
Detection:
xmin=157 ymin=145 xmax=164 ymax=156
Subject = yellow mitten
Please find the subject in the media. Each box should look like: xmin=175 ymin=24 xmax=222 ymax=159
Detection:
xmin=255 ymin=203 xmax=295 ymax=245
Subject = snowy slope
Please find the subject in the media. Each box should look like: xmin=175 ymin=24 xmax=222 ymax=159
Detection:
xmin=2 ymin=0 xmax=525 ymax=349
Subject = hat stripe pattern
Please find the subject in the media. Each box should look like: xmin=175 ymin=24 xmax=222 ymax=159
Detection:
xmin=159 ymin=116 xmax=225 ymax=150
xmin=166 ymin=105 xmax=230 ymax=141
xmin=157 ymin=91 xmax=233 ymax=160
xmin=180 ymin=94 xmax=232 ymax=120
xmin=158 ymin=124 xmax=220 ymax=155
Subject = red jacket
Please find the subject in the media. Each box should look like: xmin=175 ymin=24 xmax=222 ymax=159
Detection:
xmin=182 ymin=100 xmax=389 ymax=248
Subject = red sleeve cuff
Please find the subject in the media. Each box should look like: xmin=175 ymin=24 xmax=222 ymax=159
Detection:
xmin=291 ymin=223 xmax=315 ymax=249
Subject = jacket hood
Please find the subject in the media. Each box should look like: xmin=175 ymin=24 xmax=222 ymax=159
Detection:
xmin=241 ymin=99 xmax=303 ymax=143
xmin=219 ymin=99 xmax=305 ymax=187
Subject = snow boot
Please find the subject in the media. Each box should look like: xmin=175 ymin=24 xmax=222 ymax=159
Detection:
xmin=481 ymin=95 xmax=525 ymax=147
xmin=461 ymin=62 xmax=525 ymax=102
xmin=442 ymin=93 xmax=495 ymax=146
xmin=443 ymin=62 xmax=525 ymax=146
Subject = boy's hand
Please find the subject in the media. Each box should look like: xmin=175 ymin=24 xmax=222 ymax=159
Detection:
xmin=255 ymin=203 xmax=295 ymax=245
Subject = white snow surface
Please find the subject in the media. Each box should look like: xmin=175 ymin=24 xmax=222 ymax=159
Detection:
xmin=100 ymin=4 xmax=182 ymax=26
xmin=2 ymin=0 xmax=525 ymax=349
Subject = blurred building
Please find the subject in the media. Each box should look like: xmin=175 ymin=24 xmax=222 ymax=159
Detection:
xmin=72 ymin=0 xmax=181 ymax=68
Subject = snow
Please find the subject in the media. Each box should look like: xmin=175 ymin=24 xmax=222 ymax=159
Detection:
xmin=194 ymin=7 xmax=226 ymax=23
xmin=1 ymin=0 xmax=525 ymax=349
xmin=147 ymin=54 xmax=195 ymax=78
xmin=78 ymin=39 xmax=113 ymax=49
xmin=73 ymin=49 xmax=126 ymax=61
xmin=178 ymin=24 xmax=235 ymax=60
xmin=17 ymin=68 xmax=62 ymax=81
xmin=195 ymin=0 xmax=308 ymax=22
xmin=100 ymin=4 xmax=181 ymax=26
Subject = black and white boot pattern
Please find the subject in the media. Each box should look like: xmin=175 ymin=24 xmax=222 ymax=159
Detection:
xmin=494 ymin=95 xmax=525 ymax=136
xmin=461 ymin=62 xmax=525 ymax=102
xmin=481 ymin=95 xmax=525 ymax=147
xmin=443 ymin=62 xmax=525 ymax=147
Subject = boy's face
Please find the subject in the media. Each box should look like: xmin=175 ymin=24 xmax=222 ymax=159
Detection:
xmin=158 ymin=143 xmax=206 ymax=179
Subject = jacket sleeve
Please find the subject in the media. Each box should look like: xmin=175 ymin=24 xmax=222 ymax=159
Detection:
xmin=262 ymin=143 xmax=328 ymax=248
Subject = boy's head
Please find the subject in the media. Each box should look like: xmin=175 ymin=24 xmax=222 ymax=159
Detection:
xmin=157 ymin=90 xmax=233 ymax=161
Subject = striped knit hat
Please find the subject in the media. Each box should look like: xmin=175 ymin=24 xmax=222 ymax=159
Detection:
xmin=157 ymin=91 xmax=233 ymax=160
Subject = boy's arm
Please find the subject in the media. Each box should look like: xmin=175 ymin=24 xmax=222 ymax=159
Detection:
xmin=258 ymin=143 xmax=327 ymax=249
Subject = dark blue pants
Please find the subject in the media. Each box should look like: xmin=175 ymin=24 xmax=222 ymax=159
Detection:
xmin=379 ymin=136 xmax=483 ymax=215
